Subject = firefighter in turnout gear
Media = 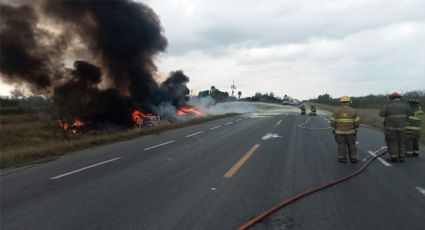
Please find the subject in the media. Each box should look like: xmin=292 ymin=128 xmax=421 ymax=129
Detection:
xmin=379 ymin=92 xmax=412 ymax=162
xmin=330 ymin=96 xmax=360 ymax=163
xmin=309 ymin=105 xmax=317 ymax=116
xmin=406 ymin=97 xmax=423 ymax=157
xmin=300 ymin=104 xmax=306 ymax=115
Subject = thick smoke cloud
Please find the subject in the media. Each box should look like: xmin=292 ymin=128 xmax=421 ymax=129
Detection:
xmin=42 ymin=0 xmax=168 ymax=105
xmin=0 ymin=4 xmax=51 ymax=89
xmin=0 ymin=0 xmax=192 ymax=127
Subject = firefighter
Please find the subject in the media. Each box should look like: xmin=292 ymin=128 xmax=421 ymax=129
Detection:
xmin=330 ymin=96 xmax=360 ymax=163
xmin=309 ymin=105 xmax=317 ymax=116
xmin=300 ymin=104 xmax=306 ymax=115
xmin=406 ymin=97 xmax=423 ymax=157
xmin=379 ymin=92 xmax=412 ymax=162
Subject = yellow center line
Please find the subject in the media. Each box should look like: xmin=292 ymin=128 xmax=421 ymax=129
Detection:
xmin=223 ymin=144 xmax=261 ymax=178
xmin=276 ymin=120 xmax=282 ymax=126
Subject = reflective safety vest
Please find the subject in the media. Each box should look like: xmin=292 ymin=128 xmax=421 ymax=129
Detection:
xmin=330 ymin=106 xmax=360 ymax=134
xmin=406 ymin=106 xmax=423 ymax=134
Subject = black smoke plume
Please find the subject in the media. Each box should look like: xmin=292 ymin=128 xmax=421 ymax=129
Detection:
xmin=0 ymin=4 xmax=51 ymax=89
xmin=0 ymin=0 xmax=193 ymax=128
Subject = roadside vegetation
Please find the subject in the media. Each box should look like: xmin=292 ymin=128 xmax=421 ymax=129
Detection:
xmin=0 ymin=112 xmax=236 ymax=169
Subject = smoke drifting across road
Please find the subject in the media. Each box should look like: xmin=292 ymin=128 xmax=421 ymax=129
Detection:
xmin=0 ymin=0 xmax=191 ymax=127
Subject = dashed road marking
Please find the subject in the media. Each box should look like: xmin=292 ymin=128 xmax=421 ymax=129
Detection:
xmin=185 ymin=131 xmax=204 ymax=137
xmin=210 ymin=125 xmax=221 ymax=130
xmin=144 ymin=140 xmax=175 ymax=150
xmin=50 ymin=157 xmax=121 ymax=180
xmin=235 ymin=119 xmax=242 ymax=122
xmin=276 ymin=120 xmax=282 ymax=126
xmin=415 ymin=186 xmax=425 ymax=196
xmin=368 ymin=150 xmax=392 ymax=167
xmin=224 ymin=144 xmax=260 ymax=178
xmin=225 ymin=122 xmax=233 ymax=126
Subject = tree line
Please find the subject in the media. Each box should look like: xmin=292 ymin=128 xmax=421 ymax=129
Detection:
xmin=311 ymin=90 xmax=425 ymax=109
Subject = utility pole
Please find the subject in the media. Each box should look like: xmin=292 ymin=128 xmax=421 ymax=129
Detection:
xmin=231 ymin=80 xmax=236 ymax=97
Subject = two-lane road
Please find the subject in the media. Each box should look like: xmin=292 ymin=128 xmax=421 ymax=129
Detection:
xmin=1 ymin=105 xmax=425 ymax=230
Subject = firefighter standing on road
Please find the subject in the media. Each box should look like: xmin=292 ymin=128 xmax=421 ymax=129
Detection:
xmin=300 ymin=104 xmax=306 ymax=115
xmin=379 ymin=92 xmax=412 ymax=162
xmin=406 ymin=97 xmax=423 ymax=157
xmin=330 ymin=96 xmax=360 ymax=163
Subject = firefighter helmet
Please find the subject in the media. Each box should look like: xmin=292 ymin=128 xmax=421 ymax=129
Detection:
xmin=389 ymin=92 xmax=402 ymax=100
xmin=340 ymin=96 xmax=351 ymax=102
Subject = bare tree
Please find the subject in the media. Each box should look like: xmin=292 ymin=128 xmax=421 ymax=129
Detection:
xmin=238 ymin=91 xmax=242 ymax=99
xmin=10 ymin=88 xmax=24 ymax=99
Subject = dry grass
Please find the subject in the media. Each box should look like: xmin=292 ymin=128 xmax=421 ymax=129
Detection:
xmin=0 ymin=113 xmax=236 ymax=168
xmin=312 ymin=103 xmax=425 ymax=144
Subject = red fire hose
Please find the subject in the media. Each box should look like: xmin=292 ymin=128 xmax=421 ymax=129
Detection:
xmin=238 ymin=148 xmax=388 ymax=230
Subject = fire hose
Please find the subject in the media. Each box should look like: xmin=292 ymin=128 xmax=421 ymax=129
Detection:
xmin=238 ymin=116 xmax=388 ymax=230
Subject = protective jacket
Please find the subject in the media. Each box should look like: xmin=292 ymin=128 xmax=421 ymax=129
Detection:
xmin=331 ymin=106 xmax=360 ymax=134
xmin=406 ymin=106 xmax=423 ymax=134
xmin=379 ymin=100 xmax=412 ymax=130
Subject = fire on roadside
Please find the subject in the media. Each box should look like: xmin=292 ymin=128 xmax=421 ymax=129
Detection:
xmin=132 ymin=110 xmax=160 ymax=126
xmin=58 ymin=118 xmax=85 ymax=134
xmin=177 ymin=106 xmax=203 ymax=117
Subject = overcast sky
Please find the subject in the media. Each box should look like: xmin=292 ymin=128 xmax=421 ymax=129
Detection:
xmin=1 ymin=0 xmax=424 ymax=100
xmin=145 ymin=0 xmax=425 ymax=99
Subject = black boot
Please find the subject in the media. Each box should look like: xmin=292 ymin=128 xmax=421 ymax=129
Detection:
xmin=386 ymin=157 xmax=398 ymax=163
xmin=413 ymin=153 xmax=419 ymax=157
xmin=350 ymin=159 xmax=358 ymax=163
xmin=339 ymin=158 xmax=347 ymax=163
xmin=399 ymin=156 xmax=405 ymax=163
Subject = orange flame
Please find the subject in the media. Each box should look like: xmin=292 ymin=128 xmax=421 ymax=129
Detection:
xmin=132 ymin=110 xmax=159 ymax=125
xmin=177 ymin=106 xmax=203 ymax=117
xmin=58 ymin=118 xmax=85 ymax=134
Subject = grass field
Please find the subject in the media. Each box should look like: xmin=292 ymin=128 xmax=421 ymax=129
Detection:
xmin=0 ymin=113 xmax=236 ymax=168
xmin=312 ymin=103 xmax=425 ymax=144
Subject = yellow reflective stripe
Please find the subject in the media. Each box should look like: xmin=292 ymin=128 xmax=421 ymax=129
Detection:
xmin=387 ymin=114 xmax=407 ymax=118
xmin=408 ymin=116 xmax=422 ymax=121
xmin=334 ymin=118 xmax=356 ymax=122
xmin=406 ymin=126 xmax=421 ymax=130
xmin=354 ymin=116 xmax=360 ymax=122
xmin=335 ymin=130 xmax=356 ymax=134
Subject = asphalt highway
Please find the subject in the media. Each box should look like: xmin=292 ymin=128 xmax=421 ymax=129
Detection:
xmin=1 ymin=104 xmax=425 ymax=230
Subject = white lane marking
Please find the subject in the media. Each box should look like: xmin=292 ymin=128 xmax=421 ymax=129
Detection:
xmin=235 ymin=119 xmax=242 ymax=122
xmin=276 ymin=120 xmax=282 ymax=126
xmin=368 ymin=150 xmax=392 ymax=167
xmin=225 ymin=122 xmax=233 ymax=125
xmin=211 ymin=187 xmax=216 ymax=191
xmin=210 ymin=125 xmax=221 ymax=130
xmin=415 ymin=187 xmax=425 ymax=196
xmin=144 ymin=140 xmax=175 ymax=150
xmin=50 ymin=157 xmax=121 ymax=180
xmin=185 ymin=131 xmax=204 ymax=137
xmin=262 ymin=133 xmax=282 ymax=140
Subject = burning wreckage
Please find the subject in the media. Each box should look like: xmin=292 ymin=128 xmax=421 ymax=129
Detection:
xmin=0 ymin=0 xmax=203 ymax=134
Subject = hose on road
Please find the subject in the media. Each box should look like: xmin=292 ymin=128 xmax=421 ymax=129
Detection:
xmin=297 ymin=116 xmax=383 ymax=132
xmin=297 ymin=116 xmax=331 ymax=130
xmin=238 ymin=148 xmax=388 ymax=230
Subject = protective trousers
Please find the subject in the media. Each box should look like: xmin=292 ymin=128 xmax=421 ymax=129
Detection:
xmin=406 ymin=133 xmax=420 ymax=155
xmin=334 ymin=134 xmax=357 ymax=161
xmin=384 ymin=130 xmax=406 ymax=158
